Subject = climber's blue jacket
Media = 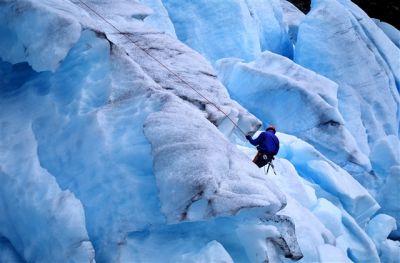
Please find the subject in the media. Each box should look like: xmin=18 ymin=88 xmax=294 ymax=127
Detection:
xmin=248 ymin=130 xmax=279 ymax=156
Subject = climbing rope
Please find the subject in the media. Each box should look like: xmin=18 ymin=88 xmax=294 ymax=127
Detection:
xmin=76 ymin=0 xmax=247 ymax=136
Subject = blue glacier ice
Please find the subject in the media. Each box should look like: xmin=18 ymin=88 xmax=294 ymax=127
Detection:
xmin=162 ymin=0 xmax=293 ymax=65
xmin=240 ymin=132 xmax=394 ymax=262
xmin=293 ymin=0 xmax=400 ymax=234
xmin=140 ymin=0 xmax=177 ymax=37
xmin=373 ymin=19 xmax=400 ymax=49
xmin=295 ymin=0 xmax=400 ymax=164
xmin=216 ymin=51 xmax=370 ymax=171
xmin=280 ymin=0 xmax=305 ymax=44
xmin=1 ymin=0 xmax=399 ymax=262
xmin=366 ymin=213 xmax=400 ymax=262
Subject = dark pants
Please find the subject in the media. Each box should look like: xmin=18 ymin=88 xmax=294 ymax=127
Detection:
xmin=252 ymin=152 xmax=273 ymax=168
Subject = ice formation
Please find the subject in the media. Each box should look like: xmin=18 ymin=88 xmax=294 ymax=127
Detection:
xmin=216 ymin=51 xmax=370 ymax=171
xmin=295 ymin=0 xmax=400 ymax=160
xmin=162 ymin=0 xmax=293 ymax=64
xmin=293 ymin=0 xmax=400 ymax=235
xmin=1 ymin=0 xmax=399 ymax=262
xmin=373 ymin=19 xmax=400 ymax=49
xmin=280 ymin=0 xmax=305 ymax=44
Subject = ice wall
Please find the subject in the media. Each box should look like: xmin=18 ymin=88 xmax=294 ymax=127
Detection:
xmin=280 ymin=0 xmax=305 ymax=44
xmin=0 ymin=0 xmax=290 ymax=262
xmin=216 ymin=51 xmax=370 ymax=171
xmin=295 ymin=0 xmax=400 ymax=167
xmin=238 ymin=133 xmax=387 ymax=263
xmin=0 ymin=59 xmax=95 ymax=261
xmin=294 ymin=0 xmax=400 ymax=232
xmin=373 ymin=19 xmax=400 ymax=49
xmin=140 ymin=0 xmax=177 ymax=37
xmin=162 ymin=0 xmax=293 ymax=64
xmin=1 ymin=0 xmax=399 ymax=262
xmin=144 ymin=99 xmax=285 ymax=222
xmin=0 ymin=0 xmax=82 ymax=71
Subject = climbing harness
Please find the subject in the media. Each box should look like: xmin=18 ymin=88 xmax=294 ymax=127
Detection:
xmin=76 ymin=0 xmax=247 ymax=136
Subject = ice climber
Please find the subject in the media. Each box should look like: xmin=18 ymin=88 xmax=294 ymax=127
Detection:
xmin=246 ymin=126 xmax=280 ymax=169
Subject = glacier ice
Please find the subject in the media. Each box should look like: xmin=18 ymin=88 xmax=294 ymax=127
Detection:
xmin=370 ymin=135 xmax=400 ymax=176
xmin=277 ymin=133 xmax=379 ymax=225
xmin=185 ymin=240 xmax=234 ymax=263
xmin=0 ymin=93 xmax=95 ymax=262
xmin=312 ymin=198 xmax=343 ymax=238
xmin=369 ymin=217 xmax=400 ymax=263
xmin=0 ymin=0 xmax=285 ymax=261
xmin=294 ymin=0 xmax=400 ymax=232
xmin=0 ymin=0 xmax=82 ymax=72
xmin=240 ymin=134 xmax=382 ymax=262
xmin=163 ymin=0 xmax=260 ymax=64
xmin=373 ymin=18 xmax=400 ymax=49
xmin=280 ymin=0 xmax=305 ymax=44
xmin=119 ymin=213 xmax=303 ymax=263
xmin=378 ymin=166 xmax=400 ymax=239
xmin=1 ymin=0 xmax=399 ymax=262
xmin=317 ymin=244 xmax=351 ymax=263
xmin=216 ymin=51 xmax=370 ymax=171
xmin=0 ymin=237 xmax=25 ymax=263
xmin=295 ymin=0 xmax=400 ymax=164
xmin=140 ymin=0 xmax=177 ymax=37
xmin=105 ymin=31 xmax=261 ymax=138
xmin=163 ymin=0 xmax=292 ymax=65
xmin=144 ymin=99 xmax=285 ymax=222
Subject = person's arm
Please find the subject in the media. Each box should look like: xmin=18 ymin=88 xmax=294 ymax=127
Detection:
xmin=246 ymin=132 xmax=264 ymax=146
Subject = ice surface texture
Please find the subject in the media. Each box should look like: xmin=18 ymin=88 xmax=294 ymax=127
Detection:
xmin=216 ymin=51 xmax=370 ymax=171
xmin=280 ymin=0 xmax=305 ymax=44
xmin=163 ymin=0 xmax=293 ymax=64
xmin=1 ymin=0 xmax=399 ymax=262
xmin=240 ymin=135 xmax=383 ymax=263
xmin=294 ymin=0 xmax=400 ymax=232
xmin=373 ymin=19 xmax=400 ymax=49
xmin=144 ymin=99 xmax=285 ymax=222
xmin=0 ymin=0 xmax=289 ymax=262
xmin=295 ymin=0 xmax=400 ymax=168
xmin=0 ymin=0 xmax=82 ymax=71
